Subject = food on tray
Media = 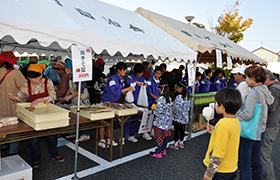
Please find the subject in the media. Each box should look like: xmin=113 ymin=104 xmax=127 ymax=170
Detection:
xmin=25 ymin=107 xmax=36 ymax=111
xmin=103 ymin=102 xmax=133 ymax=109
xmin=72 ymin=105 xmax=111 ymax=114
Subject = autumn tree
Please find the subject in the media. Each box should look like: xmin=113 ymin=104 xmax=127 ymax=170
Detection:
xmin=192 ymin=22 xmax=206 ymax=29
xmin=213 ymin=0 xmax=253 ymax=43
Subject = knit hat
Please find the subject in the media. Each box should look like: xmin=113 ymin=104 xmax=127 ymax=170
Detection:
xmin=0 ymin=51 xmax=17 ymax=65
xmin=28 ymin=63 xmax=46 ymax=74
xmin=97 ymin=58 xmax=104 ymax=65
xmin=65 ymin=59 xmax=72 ymax=69
xmin=55 ymin=61 xmax=65 ymax=69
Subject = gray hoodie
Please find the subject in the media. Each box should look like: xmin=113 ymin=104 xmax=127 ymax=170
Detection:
xmin=267 ymin=82 xmax=280 ymax=128
xmin=237 ymin=84 xmax=274 ymax=137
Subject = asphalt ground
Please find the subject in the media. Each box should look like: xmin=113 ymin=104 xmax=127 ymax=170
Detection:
xmin=1 ymin=126 xmax=280 ymax=180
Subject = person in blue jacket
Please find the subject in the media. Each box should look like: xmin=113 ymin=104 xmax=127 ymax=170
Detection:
xmin=199 ymin=69 xmax=212 ymax=93
xmin=147 ymin=66 xmax=163 ymax=106
xmin=122 ymin=64 xmax=147 ymax=143
xmin=227 ymin=74 xmax=237 ymax=89
xmin=210 ymin=69 xmax=224 ymax=92
xmin=220 ymin=71 xmax=227 ymax=88
xmin=100 ymin=62 xmax=133 ymax=148
xmin=188 ymin=72 xmax=202 ymax=94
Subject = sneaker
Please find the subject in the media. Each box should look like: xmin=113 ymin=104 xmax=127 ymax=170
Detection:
xmin=98 ymin=139 xmax=109 ymax=148
xmin=149 ymin=151 xmax=162 ymax=158
xmin=79 ymin=134 xmax=90 ymax=142
xmin=150 ymin=129 xmax=154 ymax=137
xmin=107 ymin=138 xmax=118 ymax=146
xmin=128 ymin=136 xmax=138 ymax=143
xmin=65 ymin=133 xmax=76 ymax=139
xmin=169 ymin=143 xmax=179 ymax=150
xmin=162 ymin=150 xmax=167 ymax=156
xmin=51 ymin=155 xmax=65 ymax=162
xmin=179 ymin=142 xmax=184 ymax=149
xmin=32 ymin=161 xmax=40 ymax=168
xmin=119 ymin=137 xmax=125 ymax=145
xmin=142 ymin=132 xmax=152 ymax=140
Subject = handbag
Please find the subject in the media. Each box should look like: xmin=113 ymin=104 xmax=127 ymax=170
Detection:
xmin=137 ymin=85 xmax=148 ymax=107
xmin=239 ymin=90 xmax=264 ymax=141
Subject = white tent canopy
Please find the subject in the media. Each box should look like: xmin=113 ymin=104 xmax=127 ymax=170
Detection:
xmin=0 ymin=0 xmax=196 ymax=62
xmin=136 ymin=7 xmax=267 ymax=65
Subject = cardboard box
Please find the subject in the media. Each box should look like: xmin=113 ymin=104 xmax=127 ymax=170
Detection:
xmin=186 ymin=113 xmax=207 ymax=132
xmin=0 ymin=155 xmax=32 ymax=180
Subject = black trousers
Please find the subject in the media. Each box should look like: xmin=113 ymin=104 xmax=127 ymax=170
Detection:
xmin=174 ymin=125 xmax=185 ymax=142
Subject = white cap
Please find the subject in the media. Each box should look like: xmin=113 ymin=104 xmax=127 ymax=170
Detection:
xmin=231 ymin=67 xmax=246 ymax=75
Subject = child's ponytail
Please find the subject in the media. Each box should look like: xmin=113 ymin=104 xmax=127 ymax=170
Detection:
xmin=158 ymin=80 xmax=170 ymax=103
xmin=177 ymin=80 xmax=189 ymax=100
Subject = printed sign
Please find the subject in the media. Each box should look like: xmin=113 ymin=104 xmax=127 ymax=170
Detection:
xmin=187 ymin=64 xmax=195 ymax=87
xmin=227 ymin=56 xmax=232 ymax=69
xmin=216 ymin=49 xmax=222 ymax=68
xmin=138 ymin=110 xmax=154 ymax=134
xmin=71 ymin=45 xmax=92 ymax=82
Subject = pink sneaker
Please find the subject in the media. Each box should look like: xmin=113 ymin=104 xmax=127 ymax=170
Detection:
xmin=179 ymin=142 xmax=184 ymax=149
xmin=150 ymin=151 xmax=162 ymax=158
xmin=169 ymin=143 xmax=179 ymax=150
xmin=162 ymin=150 xmax=167 ymax=156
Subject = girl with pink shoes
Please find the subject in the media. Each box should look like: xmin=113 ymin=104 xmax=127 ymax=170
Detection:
xmin=149 ymin=80 xmax=173 ymax=158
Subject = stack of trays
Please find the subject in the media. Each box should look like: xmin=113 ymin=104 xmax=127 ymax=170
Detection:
xmin=16 ymin=103 xmax=69 ymax=131
xmin=70 ymin=105 xmax=115 ymax=121
xmin=103 ymin=102 xmax=138 ymax=116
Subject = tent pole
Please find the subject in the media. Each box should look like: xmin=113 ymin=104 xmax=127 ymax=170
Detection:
xmin=72 ymin=81 xmax=82 ymax=180
xmin=188 ymin=52 xmax=201 ymax=140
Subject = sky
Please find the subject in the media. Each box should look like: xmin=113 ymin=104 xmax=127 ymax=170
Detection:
xmin=100 ymin=0 xmax=280 ymax=53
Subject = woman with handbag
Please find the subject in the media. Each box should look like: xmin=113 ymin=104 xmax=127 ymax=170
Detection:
xmin=236 ymin=66 xmax=274 ymax=180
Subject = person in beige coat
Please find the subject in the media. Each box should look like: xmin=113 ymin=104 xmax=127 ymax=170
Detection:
xmin=0 ymin=51 xmax=26 ymax=154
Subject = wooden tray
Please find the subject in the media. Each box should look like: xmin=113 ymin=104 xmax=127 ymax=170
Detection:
xmin=107 ymin=107 xmax=138 ymax=116
xmin=70 ymin=105 xmax=115 ymax=121
xmin=16 ymin=103 xmax=70 ymax=131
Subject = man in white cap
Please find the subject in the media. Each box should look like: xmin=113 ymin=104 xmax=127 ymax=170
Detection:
xmin=231 ymin=67 xmax=250 ymax=101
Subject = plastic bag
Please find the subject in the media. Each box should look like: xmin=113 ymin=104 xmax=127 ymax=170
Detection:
xmin=0 ymin=117 xmax=18 ymax=128
xmin=125 ymin=82 xmax=136 ymax=103
xmin=125 ymin=91 xmax=134 ymax=103
xmin=137 ymin=85 xmax=148 ymax=107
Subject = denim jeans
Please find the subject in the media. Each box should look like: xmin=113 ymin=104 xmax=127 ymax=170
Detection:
xmin=156 ymin=137 xmax=168 ymax=154
xmin=29 ymin=135 xmax=59 ymax=162
xmin=213 ymin=171 xmax=237 ymax=180
xmin=238 ymin=132 xmax=264 ymax=180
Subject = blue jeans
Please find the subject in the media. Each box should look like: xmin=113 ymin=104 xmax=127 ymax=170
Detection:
xmin=156 ymin=137 xmax=168 ymax=154
xmin=123 ymin=115 xmax=140 ymax=138
xmin=1 ymin=142 xmax=20 ymax=154
xmin=238 ymin=133 xmax=264 ymax=180
xmin=29 ymin=135 xmax=59 ymax=162
xmin=213 ymin=171 xmax=237 ymax=180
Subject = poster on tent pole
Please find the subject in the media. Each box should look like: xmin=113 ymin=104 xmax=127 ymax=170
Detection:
xmin=187 ymin=64 xmax=195 ymax=87
xmin=227 ymin=56 xmax=232 ymax=69
xmin=71 ymin=45 xmax=92 ymax=82
xmin=216 ymin=49 xmax=223 ymax=68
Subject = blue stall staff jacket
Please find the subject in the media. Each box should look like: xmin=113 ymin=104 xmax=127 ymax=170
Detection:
xmin=125 ymin=74 xmax=146 ymax=104
xmin=146 ymin=76 xmax=160 ymax=105
xmin=199 ymin=77 xmax=210 ymax=93
xmin=101 ymin=73 xmax=125 ymax=103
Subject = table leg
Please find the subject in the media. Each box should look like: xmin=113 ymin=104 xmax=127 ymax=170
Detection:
xmin=95 ymin=125 xmax=98 ymax=155
xmin=110 ymin=118 xmax=113 ymax=162
xmin=120 ymin=116 xmax=124 ymax=158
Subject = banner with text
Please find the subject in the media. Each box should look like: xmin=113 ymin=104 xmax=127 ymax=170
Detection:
xmin=138 ymin=110 xmax=154 ymax=134
xmin=71 ymin=45 xmax=92 ymax=82
xmin=216 ymin=49 xmax=222 ymax=68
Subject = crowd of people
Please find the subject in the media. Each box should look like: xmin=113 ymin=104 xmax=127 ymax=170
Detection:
xmin=1 ymin=50 xmax=280 ymax=180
